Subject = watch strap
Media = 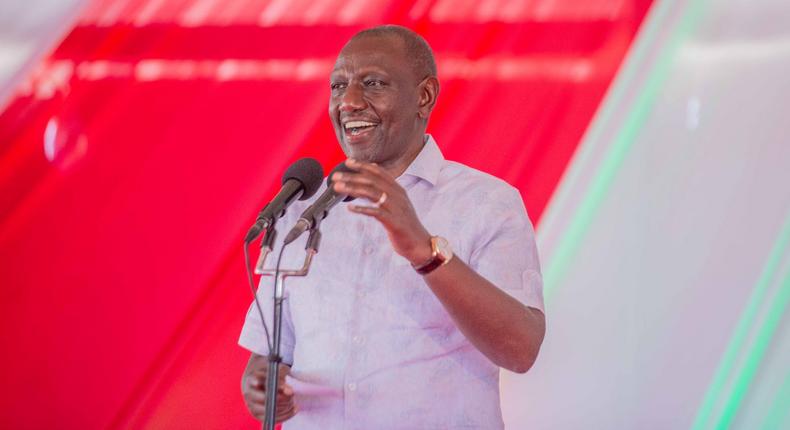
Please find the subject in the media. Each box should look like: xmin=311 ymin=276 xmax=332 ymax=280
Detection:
xmin=412 ymin=236 xmax=452 ymax=275
xmin=414 ymin=256 xmax=446 ymax=275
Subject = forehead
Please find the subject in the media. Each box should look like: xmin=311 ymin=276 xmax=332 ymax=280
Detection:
xmin=332 ymin=35 xmax=413 ymax=77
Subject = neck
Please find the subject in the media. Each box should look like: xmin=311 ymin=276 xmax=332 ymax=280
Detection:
xmin=381 ymin=134 xmax=426 ymax=178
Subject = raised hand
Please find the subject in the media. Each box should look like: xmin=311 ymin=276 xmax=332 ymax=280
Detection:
xmin=331 ymin=158 xmax=432 ymax=266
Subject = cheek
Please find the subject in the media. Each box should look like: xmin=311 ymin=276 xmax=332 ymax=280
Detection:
xmin=328 ymin=106 xmax=342 ymax=132
xmin=387 ymin=95 xmax=416 ymax=123
xmin=375 ymin=101 xmax=401 ymax=127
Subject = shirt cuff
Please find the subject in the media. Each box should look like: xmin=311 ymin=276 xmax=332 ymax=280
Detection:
xmin=238 ymin=324 xmax=295 ymax=365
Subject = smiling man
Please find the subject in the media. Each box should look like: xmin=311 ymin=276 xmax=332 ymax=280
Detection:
xmin=240 ymin=25 xmax=546 ymax=429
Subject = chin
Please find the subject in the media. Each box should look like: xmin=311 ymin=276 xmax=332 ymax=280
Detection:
xmin=345 ymin=143 xmax=383 ymax=163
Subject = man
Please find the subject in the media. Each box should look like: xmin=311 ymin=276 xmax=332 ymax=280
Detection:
xmin=240 ymin=25 xmax=545 ymax=429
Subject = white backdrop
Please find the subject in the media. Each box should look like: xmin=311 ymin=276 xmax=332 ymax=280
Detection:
xmin=502 ymin=0 xmax=790 ymax=428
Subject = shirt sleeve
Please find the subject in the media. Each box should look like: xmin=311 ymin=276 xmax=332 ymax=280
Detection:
xmin=238 ymin=276 xmax=296 ymax=365
xmin=468 ymin=185 xmax=545 ymax=313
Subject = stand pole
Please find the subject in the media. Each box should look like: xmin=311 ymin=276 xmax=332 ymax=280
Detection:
xmin=258 ymin=226 xmax=321 ymax=430
xmin=262 ymin=293 xmax=284 ymax=430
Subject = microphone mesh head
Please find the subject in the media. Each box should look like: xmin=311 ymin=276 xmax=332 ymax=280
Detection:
xmin=283 ymin=158 xmax=324 ymax=200
xmin=328 ymin=162 xmax=357 ymax=202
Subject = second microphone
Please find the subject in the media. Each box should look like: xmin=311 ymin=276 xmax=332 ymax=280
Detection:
xmin=284 ymin=162 xmax=357 ymax=245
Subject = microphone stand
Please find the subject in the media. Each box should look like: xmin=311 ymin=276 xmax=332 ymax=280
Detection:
xmin=255 ymin=220 xmax=322 ymax=430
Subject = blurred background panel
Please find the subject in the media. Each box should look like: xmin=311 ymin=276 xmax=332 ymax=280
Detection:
xmin=0 ymin=0 xmax=88 ymax=107
xmin=2 ymin=0 xmax=788 ymax=429
xmin=502 ymin=0 xmax=790 ymax=429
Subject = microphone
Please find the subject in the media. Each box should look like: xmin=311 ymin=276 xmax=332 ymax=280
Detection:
xmin=283 ymin=162 xmax=356 ymax=245
xmin=244 ymin=158 xmax=324 ymax=244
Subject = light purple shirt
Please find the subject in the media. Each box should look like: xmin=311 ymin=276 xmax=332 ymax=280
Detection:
xmin=239 ymin=135 xmax=544 ymax=430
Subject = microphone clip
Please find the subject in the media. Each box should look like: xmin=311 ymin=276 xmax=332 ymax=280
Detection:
xmin=254 ymin=225 xmax=321 ymax=277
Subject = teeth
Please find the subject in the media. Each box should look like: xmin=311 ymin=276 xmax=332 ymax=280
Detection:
xmin=344 ymin=121 xmax=375 ymax=130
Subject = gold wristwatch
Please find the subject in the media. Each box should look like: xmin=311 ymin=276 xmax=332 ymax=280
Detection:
xmin=412 ymin=236 xmax=453 ymax=275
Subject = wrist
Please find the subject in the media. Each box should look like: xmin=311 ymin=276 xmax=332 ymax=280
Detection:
xmin=410 ymin=235 xmax=454 ymax=275
xmin=405 ymin=233 xmax=433 ymax=266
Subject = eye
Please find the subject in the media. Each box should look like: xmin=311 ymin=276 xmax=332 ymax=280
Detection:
xmin=365 ymin=79 xmax=385 ymax=88
xmin=330 ymin=82 xmax=347 ymax=91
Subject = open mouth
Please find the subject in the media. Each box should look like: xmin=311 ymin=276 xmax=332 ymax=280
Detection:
xmin=343 ymin=120 xmax=377 ymax=136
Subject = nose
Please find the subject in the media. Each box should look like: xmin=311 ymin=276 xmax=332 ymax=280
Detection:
xmin=339 ymin=83 xmax=366 ymax=112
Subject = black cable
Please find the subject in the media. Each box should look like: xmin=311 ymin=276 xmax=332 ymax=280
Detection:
xmin=243 ymin=242 xmax=272 ymax=352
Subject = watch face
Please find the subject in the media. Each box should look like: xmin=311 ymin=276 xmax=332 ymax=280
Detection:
xmin=435 ymin=236 xmax=452 ymax=260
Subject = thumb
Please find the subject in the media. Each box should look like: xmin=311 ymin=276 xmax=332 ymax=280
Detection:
xmin=279 ymin=382 xmax=294 ymax=396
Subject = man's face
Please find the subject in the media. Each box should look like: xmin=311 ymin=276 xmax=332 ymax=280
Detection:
xmin=329 ymin=35 xmax=422 ymax=165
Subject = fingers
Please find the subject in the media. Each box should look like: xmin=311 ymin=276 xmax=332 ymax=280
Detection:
xmin=242 ymin=357 xmax=298 ymax=423
xmin=332 ymin=160 xmax=404 ymax=207
xmin=248 ymin=393 xmax=293 ymax=409
xmin=331 ymin=170 xmax=376 ymax=186
xmin=331 ymin=169 xmax=387 ymax=191
xmin=332 ymin=158 xmax=429 ymax=261
xmin=333 ymin=180 xmax=385 ymax=204
xmin=348 ymin=204 xmax=383 ymax=217
xmin=246 ymin=382 xmax=293 ymax=404
xmin=331 ymin=159 xmax=395 ymax=190
xmin=344 ymin=158 xmax=392 ymax=180
xmin=246 ymin=378 xmax=294 ymax=404
xmin=275 ymin=401 xmax=298 ymax=423
xmin=250 ymin=400 xmax=297 ymax=424
xmin=246 ymin=382 xmax=298 ymax=423
xmin=247 ymin=373 xmax=264 ymax=389
xmin=249 ymin=362 xmax=290 ymax=386
xmin=245 ymin=377 xmax=266 ymax=404
xmin=252 ymin=394 xmax=296 ymax=424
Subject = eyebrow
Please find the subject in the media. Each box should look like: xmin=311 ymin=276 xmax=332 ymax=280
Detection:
xmin=331 ymin=65 xmax=390 ymax=77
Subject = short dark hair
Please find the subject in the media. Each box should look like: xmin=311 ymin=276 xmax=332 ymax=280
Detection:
xmin=350 ymin=25 xmax=437 ymax=80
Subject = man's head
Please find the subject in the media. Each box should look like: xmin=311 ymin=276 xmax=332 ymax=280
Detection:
xmin=329 ymin=25 xmax=439 ymax=171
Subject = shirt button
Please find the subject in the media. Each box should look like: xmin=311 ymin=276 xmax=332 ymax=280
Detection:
xmin=363 ymin=247 xmax=374 ymax=255
xmin=352 ymin=335 xmax=363 ymax=344
xmin=347 ymin=382 xmax=357 ymax=391
xmin=356 ymin=291 xmax=366 ymax=299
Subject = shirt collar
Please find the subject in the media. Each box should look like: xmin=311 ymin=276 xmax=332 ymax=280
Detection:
xmin=398 ymin=134 xmax=444 ymax=187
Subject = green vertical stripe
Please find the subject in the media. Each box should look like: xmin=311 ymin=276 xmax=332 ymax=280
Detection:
xmin=543 ymin=0 xmax=704 ymax=299
xmin=715 ymin=257 xmax=790 ymax=428
xmin=761 ymin=366 xmax=790 ymax=429
xmin=690 ymin=214 xmax=790 ymax=429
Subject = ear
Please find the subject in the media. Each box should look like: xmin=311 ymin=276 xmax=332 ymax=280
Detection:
xmin=417 ymin=76 xmax=440 ymax=119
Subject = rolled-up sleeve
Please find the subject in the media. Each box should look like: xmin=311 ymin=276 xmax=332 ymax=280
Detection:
xmin=468 ymin=186 xmax=544 ymax=313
